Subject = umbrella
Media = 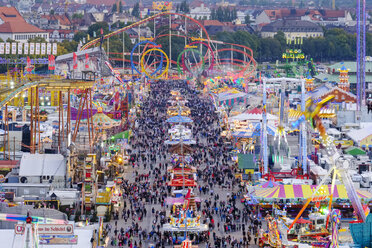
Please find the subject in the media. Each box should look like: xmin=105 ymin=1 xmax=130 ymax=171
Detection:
xmin=166 ymin=115 xmax=193 ymax=123
xmin=296 ymin=218 xmax=311 ymax=224
xmin=258 ymin=180 xmax=279 ymax=189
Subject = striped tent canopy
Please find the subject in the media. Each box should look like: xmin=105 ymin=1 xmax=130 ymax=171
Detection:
xmin=253 ymin=184 xmax=372 ymax=200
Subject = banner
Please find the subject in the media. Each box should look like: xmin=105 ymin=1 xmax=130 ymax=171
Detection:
xmin=52 ymin=43 xmax=57 ymax=55
xmin=29 ymin=43 xmax=35 ymax=55
xmin=41 ymin=43 xmax=46 ymax=55
xmin=5 ymin=43 xmax=10 ymax=54
xmin=18 ymin=43 xmax=23 ymax=54
xmin=35 ymin=43 xmax=40 ymax=55
xmin=47 ymin=43 xmax=51 ymax=55
xmin=0 ymin=43 xmax=4 ymax=54
xmin=39 ymin=235 xmax=78 ymax=245
xmin=85 ymin=53 xmax=89 ymax=69
xmin=11 ymin=43 xmax=16 ymax=54
xmin=24 ymin=43 xmax=29 ymax=54
xmin=48 ymin=55 xmax=55 ymax=70
xmin=73 ymin=52 xmax=77 ymax=69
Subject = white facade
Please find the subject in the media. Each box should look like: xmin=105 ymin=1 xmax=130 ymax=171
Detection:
xmin=189 ymin=4 xmax=211 ymax=20
xmin=255 ymin=11 xmax=270 ymax=25
xmin=19 ymin=153 xmax=66 ymax=188
xmin=9 ymin=32 xmax=50 ymax=42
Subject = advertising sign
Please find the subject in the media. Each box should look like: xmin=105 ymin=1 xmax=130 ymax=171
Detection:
xmin=35 ymin=43 xmax=40 ymax=55
xmin=5 ymin=43 xmax=10 ymax=54
xmin=29 ymin=43 xmax=35 ymax=55
xmin=52 ymin=43 xmax=58 ymax=55
xmin=41 ymin=43 xmax=46 ymax=55
xmin=24 ymin=43 xmax=29 ymax=54
xmin=38 ymin=224 xmax=74 ymax=235
xmin=11 ymin=43 xmax=17 ymax=54
xmin=14 ymin=224 xmax=25 ymax=235
xmin=47 ymin=43 xmax=52 ymax=55
xmin=39 ymin=235 xmax=78 ymax=245
xmin=18 ymin=42 xmax=23 ymax=54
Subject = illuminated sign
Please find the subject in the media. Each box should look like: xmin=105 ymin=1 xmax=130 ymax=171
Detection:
xmin=191 ymin=37 xmax=205 ymax=41
xmin=140 ymin=37 xmax=154 ymax=41
xmin=282 ymin=49 xmax=304 ymax=59
xmin=148 ymin=44 xmax=162 ymax=48
xmin=185 ymin=45 xmax=197 ymax=49
xmin=152 ymin=1 xmax=172 ymax=11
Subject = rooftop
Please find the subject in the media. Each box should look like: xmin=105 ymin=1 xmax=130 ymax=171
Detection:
xmin=0 ymin=21 xmax=45 ymax=33
xmin=261 ymin=19 xmax=323 ymax=33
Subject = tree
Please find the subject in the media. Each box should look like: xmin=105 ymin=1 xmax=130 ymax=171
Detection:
xmin=132 ymin=3 xmax=140 ymax=18
xmin=119 ymin=1 xmax=123 ymax=13
xmin=245 ymin=14 xmax=252 ymax=24
xmin=112 ymin=3 xmax=117 ymax=13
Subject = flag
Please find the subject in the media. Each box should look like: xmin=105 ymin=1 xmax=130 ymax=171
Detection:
xmin=301 ymin=37 xmax=303 ymax=45
xmin=87 ymin=34 xmax=90 ymax=41
xmin=294 ymin=38 xmax=297 ymax=45
xmin=93 ymin=31 xmax=96 ymax=38
xmin=73 ymin=52 xmax=78 ymax=69
xmin=109 ymin=24 xmax=111 ymax=32
xmin=100 ymin=28 xmax=103 ymax=35
xmin=85 ymin=53 xmax=89 ymax=69
xmin=48 ymin=55 xmax=55 ymax=71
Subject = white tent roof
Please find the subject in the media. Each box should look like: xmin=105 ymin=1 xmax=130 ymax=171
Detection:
xmin=19 ymin=154 xmax=66 ymax=177
xmin=347 ymin=126 xmax=372 ymax=143
xmin=228 ymin=113 xmax=278 ymax=122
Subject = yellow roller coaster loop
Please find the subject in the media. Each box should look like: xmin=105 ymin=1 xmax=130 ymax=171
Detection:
xmin=140 ymin=48 xmax=169 ymax=79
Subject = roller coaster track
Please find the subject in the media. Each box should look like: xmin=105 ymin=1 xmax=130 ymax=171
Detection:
xmin=80 ymin=12 xmax=257 ymax=77
xmin=81 ymin=12 xmax=211 ymax=51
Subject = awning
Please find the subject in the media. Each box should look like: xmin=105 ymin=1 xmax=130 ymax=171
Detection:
xmin=166 ymin=115 xmax=193 ymax=123
xmin=345 ymin=146 xmax=366 ymax=156
xmin=252 ymin=184 xmax=372 ymax=200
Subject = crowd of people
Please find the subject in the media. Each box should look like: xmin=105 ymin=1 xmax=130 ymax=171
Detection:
xmin=107 ymin=80 xmax=263 ymax=248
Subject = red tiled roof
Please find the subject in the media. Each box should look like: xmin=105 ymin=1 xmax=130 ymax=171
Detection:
xmin=202 ymin=20 xmax=223 ymax=26
xmin=0 ymin=21 xmax=46 ymax=33
xmin=86 ymin=0 xmax=124 ymax=5
xmin=0 ymin=7 xmax=24 ymax=23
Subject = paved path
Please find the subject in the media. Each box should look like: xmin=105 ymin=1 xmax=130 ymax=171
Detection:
xmin=106 ymin=81 xmax=259 ymax=248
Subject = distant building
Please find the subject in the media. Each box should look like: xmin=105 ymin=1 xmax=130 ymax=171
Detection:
xmin=18 ymin=154 xmax=66 ymax=188
xmin=261 ymin=20 xmax=323 ymax=39
xmin=0 ymin=7 xmax=49 ymax=42
xmin=255 ymin=9 xmax=353 ymax=27
xmin=189 ymin=3 xmax=211 ymax=20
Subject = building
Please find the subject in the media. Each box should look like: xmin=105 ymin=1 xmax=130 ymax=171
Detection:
xmin=347 ymin=125 xmax=372 ymax=148
xmin=0 ymin=7 xmax=49 ymax=42
xmin=315 ymin=61 xmax=372 ymax=93
xmin=255 ymin=8 xmax=353 ymax=27
xmin=309 ymin=83 xmax=357 ymax=104
xmin=261 ymin=20 xmax=323 ymax=39
xmin=47 ymin=29 xmax=74 ymax=42
xmin=189 ymin=3 xmax=211 ymax=20
xmin=39 ymin=14 xmax=72 ymax=30
xmin=18 ymin=154 xmax=66 ymax=188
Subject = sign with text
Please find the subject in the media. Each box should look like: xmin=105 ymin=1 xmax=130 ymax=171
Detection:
xmin=38 ymin=224 xmax=74 ymax=235
xmin=39 ymin=235 xmax=78 ymax=245
xmin=14 ymin=224 xmax=25 ymax=235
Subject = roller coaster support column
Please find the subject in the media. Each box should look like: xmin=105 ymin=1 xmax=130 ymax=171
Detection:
xmin=72 ymin=90 xmax=87 ymax=143
xmin=86 ymin=90 xmax=91 ymax=153
xmin=58 ymin=91 xmax=63 ymax=153
xmin=169 ymin=14 xmax=172 ymax=76
xmin=35 ymin=86 xmax=39 ymax=154
xmin=4 ymin=105 xmax=9 ymax=160
xmin=67 ymin=90 xmax=71 ymax=136
xmin=263 ymin=78 xmax=268 ymax=175
xmin=89 ymin=89 xmax=94 ymax=145
xmin=300 ymin=79 xmax=307 ymax=175
xmin=30 ymin=87 xmax=34 ymax=154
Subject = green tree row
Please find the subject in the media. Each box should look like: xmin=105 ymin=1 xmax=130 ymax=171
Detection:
xmin=211 ymin=7 xmax=238 ymax=22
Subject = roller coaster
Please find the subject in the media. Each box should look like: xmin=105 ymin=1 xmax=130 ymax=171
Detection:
xmin=80 ymin=12 xmax=257 ymax=79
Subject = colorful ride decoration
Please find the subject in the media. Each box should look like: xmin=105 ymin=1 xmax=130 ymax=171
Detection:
xmin=140 ymin=48 xmax=169 ymax=79
xmin=80 ymin=12 xmax=256 ymax=80
xmin=152 ymin=1 xmax=172 ymax=11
